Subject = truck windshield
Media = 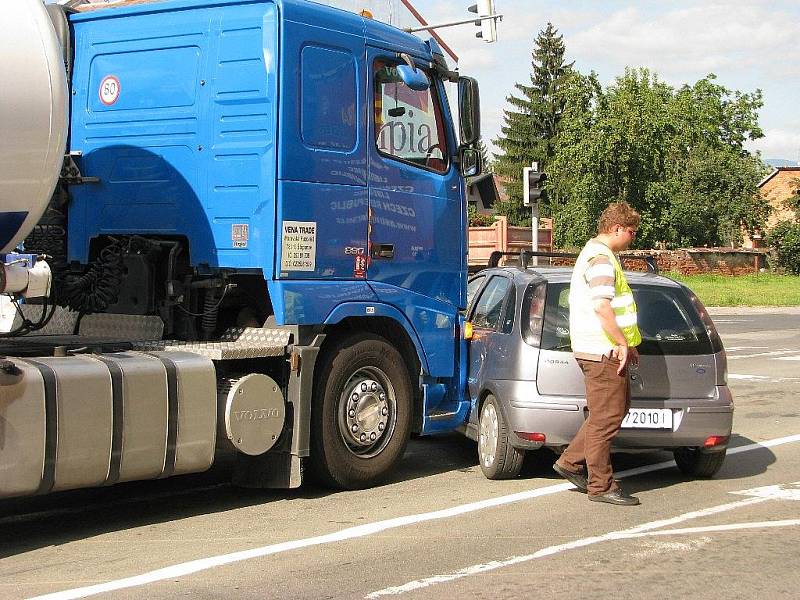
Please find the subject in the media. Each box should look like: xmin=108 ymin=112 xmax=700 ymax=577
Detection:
xmin=373 ymin=61 xmax=449 ymax=173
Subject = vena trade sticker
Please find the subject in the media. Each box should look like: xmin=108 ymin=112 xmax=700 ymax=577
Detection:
xmin=281 ymin=221 xmax=317 ymax=271
xmin=99 ymin=75 xmax=121 ymax=106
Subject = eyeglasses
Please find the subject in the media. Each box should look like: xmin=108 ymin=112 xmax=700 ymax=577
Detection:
xmin=624 ymin=227 xmax=637 ymax=237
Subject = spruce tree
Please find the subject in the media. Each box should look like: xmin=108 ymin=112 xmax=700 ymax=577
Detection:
xmin=493 ymin=23 xmax=573 ymax=225
xmin=476 ymin=138 xmax=492 ymax=171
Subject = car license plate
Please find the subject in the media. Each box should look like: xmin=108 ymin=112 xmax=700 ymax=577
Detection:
xmin=621 ymin=408 xmax=673 ymax=429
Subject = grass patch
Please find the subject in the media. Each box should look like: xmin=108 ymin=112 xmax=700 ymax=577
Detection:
xmin=664 ymin=272 xmax=800 ymax=306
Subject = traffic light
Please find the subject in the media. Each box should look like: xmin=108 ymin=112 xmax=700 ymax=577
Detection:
xmin=523 ymin=166 xmax=547 ymax=207
xmin=468 ymin=0 xmax=497 ymax=43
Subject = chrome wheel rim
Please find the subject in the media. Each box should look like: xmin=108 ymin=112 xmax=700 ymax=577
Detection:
xmin=337 ymin=366 xmax=397 ymax=458
xmin=479 ymin=402 xmax=498 ymax=467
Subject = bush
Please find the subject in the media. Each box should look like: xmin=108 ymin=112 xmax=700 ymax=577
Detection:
xmin=766 ymin=221 xmax=800 ymax=275
xmin=468 ymin=205 xmax=496 ymax=227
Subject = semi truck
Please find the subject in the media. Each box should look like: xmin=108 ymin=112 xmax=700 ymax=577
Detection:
xmin=0 ymin=0 xmax=482 ymax=498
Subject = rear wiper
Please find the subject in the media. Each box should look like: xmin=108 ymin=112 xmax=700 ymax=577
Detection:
xmin=549 ymin=344 xmax=572 ymax=352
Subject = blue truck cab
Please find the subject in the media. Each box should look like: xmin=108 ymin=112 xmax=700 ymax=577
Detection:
xmin=28 ymin=0 xmax=483 ymax=490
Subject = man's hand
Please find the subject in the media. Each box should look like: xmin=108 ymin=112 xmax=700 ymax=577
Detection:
xmin=611 ymin=344 xmax=628 ymax=374
xmin=611 ymin=344 xmax=639 ymax=374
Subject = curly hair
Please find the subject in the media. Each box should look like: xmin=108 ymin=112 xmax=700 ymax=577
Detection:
xmin=598 ymin=202 xmax=641 ymax=234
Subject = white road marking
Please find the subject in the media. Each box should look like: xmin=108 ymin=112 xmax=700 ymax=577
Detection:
xmin=728 ymin=350 xmax=799 ymax=360
xmin=712 ymin=319 xmax=753 ymax=323
xmin=729 ymin=373 xmax=800 ymax=383
xmin=366 ymin=491 xmax=798 ymax=598
xmin=28 ymin=434 xmax=800 ymax=600
xmin=725 ymin=346 xmax=768 ymax=351
xmin=367 ymin=520 xmax=800 ymax=598
xmin=775 ymin=355 xmax=800 ymax=361
xmin=732 ymin=482 xmax=800 ymax=501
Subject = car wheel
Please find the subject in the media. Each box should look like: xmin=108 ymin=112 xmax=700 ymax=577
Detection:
xmin=674 ymin=447 xmax=727 ymax=478
xmin=478 ymin=395 xmax=524 ymax=480
xmin=310 ymin=333 xmax=413 ymax=489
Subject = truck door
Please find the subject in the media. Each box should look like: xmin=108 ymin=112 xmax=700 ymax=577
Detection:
xmin=366 ymin=53 xmax=465 ymax=309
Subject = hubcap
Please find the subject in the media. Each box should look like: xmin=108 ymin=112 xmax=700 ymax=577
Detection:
xmin=478 ymin=402 xmax=498 ymax=467
xmin=338 ymin=367 xmax=396 ymax=458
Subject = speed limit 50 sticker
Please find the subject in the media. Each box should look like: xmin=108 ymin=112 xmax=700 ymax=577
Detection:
xmin=99 ymin=75 xmax=121 ymax=106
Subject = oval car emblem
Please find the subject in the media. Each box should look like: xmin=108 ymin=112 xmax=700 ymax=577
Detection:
xmin=696 ymin=367 xmax=706 ymax=374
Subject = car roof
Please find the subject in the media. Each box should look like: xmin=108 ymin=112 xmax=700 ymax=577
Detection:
xmin=471 ymin=265 xmax=683 ymax=288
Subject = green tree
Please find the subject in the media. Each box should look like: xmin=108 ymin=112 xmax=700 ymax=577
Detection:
xmin=548 ymin=69 xmax=770 ymax=248
xmin=767 ymin=221 xmax=800 ymax=274
xmin=476 ymin=138 xmax=493 ymax=172
xmin=493 ymin=22 xmax=573 ymax=225
xmin=783 ymin=177 xmax=800 ymax=219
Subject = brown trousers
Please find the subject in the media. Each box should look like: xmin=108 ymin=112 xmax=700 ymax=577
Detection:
xmin=557 ymin=355 xmax=631 ymax=496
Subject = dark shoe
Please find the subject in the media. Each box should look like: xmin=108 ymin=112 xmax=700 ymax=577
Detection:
xmin=588 ymin=488 xmax=640 ymax=506
xmin=553 ymin=463 xmax=588 ymax=492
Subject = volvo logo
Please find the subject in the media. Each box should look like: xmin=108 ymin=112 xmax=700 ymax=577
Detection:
xmin=234 ymin=409 xmax=281 ymax=421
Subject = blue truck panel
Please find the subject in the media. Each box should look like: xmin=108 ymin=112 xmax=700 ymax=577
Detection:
xmin=69 ymin=0 xmax=279 ymax=269
xmin=278 ymin=2 xmax=367 ymax=187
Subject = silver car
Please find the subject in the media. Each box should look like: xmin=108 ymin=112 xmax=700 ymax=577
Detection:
xmin=463 ymin=261 xmax=733 ymax=480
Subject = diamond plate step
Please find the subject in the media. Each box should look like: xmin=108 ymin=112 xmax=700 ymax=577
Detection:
xmin=133 ymin=327 xmax=292 ymax=360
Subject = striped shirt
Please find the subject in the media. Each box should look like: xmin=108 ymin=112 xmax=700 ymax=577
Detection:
xmin=586 ymin=255 xmax=615 ymax=301
xmin=568 ymin=241 xmax=620 ymax=360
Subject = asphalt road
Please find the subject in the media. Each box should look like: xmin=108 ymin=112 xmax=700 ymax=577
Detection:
xmin=1 ymin=309 xmax=799 ymax=599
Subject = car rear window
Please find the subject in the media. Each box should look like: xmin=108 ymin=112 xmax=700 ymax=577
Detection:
xmin=540 ymin=282 xmax=715 ymax=355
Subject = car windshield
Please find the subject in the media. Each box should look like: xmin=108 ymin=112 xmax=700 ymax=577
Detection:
xmin=540 ymin=282 xmax=715 ymax=355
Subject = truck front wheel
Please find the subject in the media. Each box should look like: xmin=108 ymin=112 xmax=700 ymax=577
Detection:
xmin=310 ymin=333 xmax=413 ymax=489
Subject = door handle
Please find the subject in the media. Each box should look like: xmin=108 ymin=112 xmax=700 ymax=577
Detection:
xmin=371 ymin=244 xmax=395 ymax=259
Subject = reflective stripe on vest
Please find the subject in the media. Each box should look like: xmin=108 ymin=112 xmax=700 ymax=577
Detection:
xmin=599 ymin=248 xmax=642 ymax=347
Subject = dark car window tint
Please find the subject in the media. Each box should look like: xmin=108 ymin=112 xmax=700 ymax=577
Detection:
xmin=501 ymin=285 xmax=516 ymax=333
xmin=467 ymin=275 xmax=486 ymax=311
xmin=472 ymin=276 xmax=510 ymax=330
xmin=541 ymin=283 xmax=572 ymax=351
xmin=540 ymin=282 xmax=714 ymax=355
xmin=633 ymin=286 xmax=712 ymax=355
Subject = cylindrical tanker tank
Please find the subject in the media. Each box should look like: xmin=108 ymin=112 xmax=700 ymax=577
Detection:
xmin=0 ymin=0 xmax=68 ymax=254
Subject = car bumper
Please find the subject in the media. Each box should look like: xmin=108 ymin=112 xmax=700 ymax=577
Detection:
xmin=494 ymin=380 xmax=734 ymax=451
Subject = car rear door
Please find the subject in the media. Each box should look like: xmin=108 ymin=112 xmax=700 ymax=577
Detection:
xmin=630 ymin=284 xmax=718 ymax=399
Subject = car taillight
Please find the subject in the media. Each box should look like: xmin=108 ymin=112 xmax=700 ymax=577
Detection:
xmin=704 ymin=435 xmax=729 ymax=448
xmin=516 ymin=432 xmax=546 ymax=443
xmin=523 ymin=282 xmax=547 ymax=347
xmin=687 ymin=290 xmax=724 ymax=352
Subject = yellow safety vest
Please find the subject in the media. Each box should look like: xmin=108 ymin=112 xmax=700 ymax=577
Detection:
xmin=603 ymin=250 xmax=642 ymax=347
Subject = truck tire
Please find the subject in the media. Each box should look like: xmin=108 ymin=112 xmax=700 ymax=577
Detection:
xmin=310 ymin=333 xmax=413 ymax=489
xmin=674 ymin=447 xmax=727 ymax=478
xmin=478 ymin=395 xmax=524 ymax=480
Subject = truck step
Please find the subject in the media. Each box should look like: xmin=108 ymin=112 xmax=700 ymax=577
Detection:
xmin=134 ymin=327 xmax=292 ymax=360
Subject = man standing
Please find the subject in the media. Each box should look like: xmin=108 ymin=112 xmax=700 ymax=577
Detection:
xmin=553 ymin=202 xmax=642 ymax=506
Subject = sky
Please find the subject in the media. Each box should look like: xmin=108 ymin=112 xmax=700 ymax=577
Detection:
xmin=403 ymin=0 xmax=800 ymax=164
xmin=54 ymin=0 xmax=800 ymax=164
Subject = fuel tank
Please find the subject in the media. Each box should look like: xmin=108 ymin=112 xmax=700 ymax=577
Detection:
xmin=0 ymin=0 xmax=68 ymax=253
